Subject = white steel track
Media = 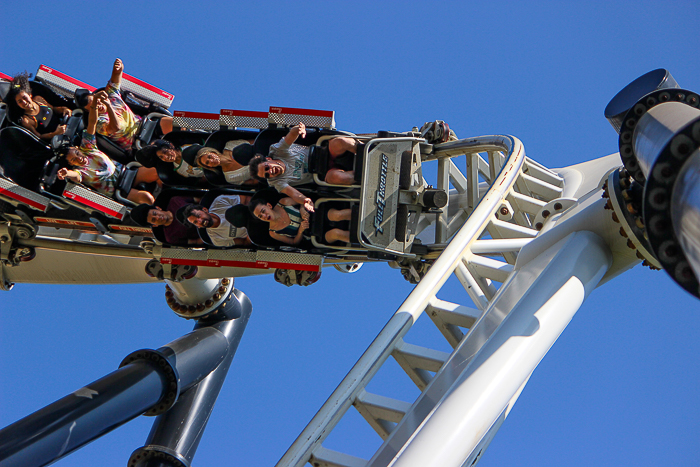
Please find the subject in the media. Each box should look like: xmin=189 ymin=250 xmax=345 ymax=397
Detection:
xmin=275 ymin=135 xmax=619 ymax=467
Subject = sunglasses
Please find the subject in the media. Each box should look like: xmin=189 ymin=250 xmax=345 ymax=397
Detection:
xmin=261 ymin=163 xmax=275 ymax=178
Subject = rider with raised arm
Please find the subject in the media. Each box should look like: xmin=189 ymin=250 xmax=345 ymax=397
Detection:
xmin=248 ymin=123 xmax=360 ymax=213
xmin=57 ymin=93 xmax=159 ymax=205
xmin=76 ymin=58 xmax=173 ymax=152
xmin=249 ymin=197 xmax=352 ymax=245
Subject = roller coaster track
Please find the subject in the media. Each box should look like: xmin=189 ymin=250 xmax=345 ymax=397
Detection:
xmin=276 ymin=135 xmax=616 ymax=467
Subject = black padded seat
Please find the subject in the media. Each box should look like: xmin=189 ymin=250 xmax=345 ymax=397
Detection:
xmin=122 ymin=90 xmax=172 ymax=118
xmin=253 ymin=128 xmax=287 ymax=157
xmin=95 ymin=133 xmax=133 ymax=165
xmin=0 ymin=103 xmax=7 ymax=129
xmin=164 ymin=131 xmax=208 ymax=149
xmin=29 ymin=81 xmax=75 ymax=110
xmin=116 ymin=166 xmax=138 ymax=200
xmin=309 ymin=199 xmax=355 ymax=247
xmin=0 ymin=81 xmax=10 ymax=101
xmin=204 ymin=129 xmax=257 ymax=152
xmin=307 ymin=144 xmax=330 ymax=179
xmin=0 ymin=126 xmax=53 ymax=191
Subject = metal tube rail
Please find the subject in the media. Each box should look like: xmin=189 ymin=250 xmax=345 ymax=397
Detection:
xmin=276 ymin=135 xmax=526 ymax=467
xmin=0 ymin=307 xmax=237 ymax=467
xmin=132 ymin=289 xmax=253 ymax=467
xmin=18 ymin=237 xmax=152 ymax=259
xmin=375 ymin=231 xmax=612 ymax=467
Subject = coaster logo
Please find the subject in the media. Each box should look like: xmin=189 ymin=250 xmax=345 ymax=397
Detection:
xmin=373 ymin=154 xmax=389 ymax=234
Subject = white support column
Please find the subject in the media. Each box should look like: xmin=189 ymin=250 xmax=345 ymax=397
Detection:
xmin=368 ymin=230 xmax=612 ymax=467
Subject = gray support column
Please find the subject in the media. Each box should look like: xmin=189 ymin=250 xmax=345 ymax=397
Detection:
xmin=0 ymin=359 xmax=166 ymax=467
xmin=0 ymin=290 xmax=249 ymax=467
xmin=130 ymin=288 xmax=252 ymax=467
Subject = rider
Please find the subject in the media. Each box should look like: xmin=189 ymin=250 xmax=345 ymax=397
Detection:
xmin=76 ymin=58 xmax=173 ymax=152
xmin=56 ymin=93 xmax=158 ymax=205
xmin=182 ymin=194 xmax=251 ymax=247
xmin=136 ymin=140 xmax=205 ymax=179
xmin=249 ymin=197 xmax=351 ymax=245
xmin=6 ymin=72 xmax=71 ymax=141
xmin=248 ymin=123 xmax=359 ymax=212
xmin=195 ymin=145 xmax=256 ymax=186
xmin=130 ymin=197 xmax=202 ymax=246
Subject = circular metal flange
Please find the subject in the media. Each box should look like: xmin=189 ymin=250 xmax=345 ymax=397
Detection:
xmin=119 ymin=349 xmax=180 ymax=416
xmin=618 ymin=88 xmax=700 ymax=184
xmin=128 ymin=446 xmax=190 ymax=467
xmin=165 ymin=277 xmax=234 ymax=320
xmin=603 ymin=169 xmax=661 ymax=269
xmin=641 ymin=117 xmax=700 ymax=298
xmin=532 ymin=198 xmax=577 ymax=231
xmin=333 ymin=263 xmax=363 ymax=273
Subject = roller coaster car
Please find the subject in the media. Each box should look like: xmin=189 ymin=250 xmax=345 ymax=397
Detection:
xmin=313 ymin=135 xmax=443 ymax=257
xmin=0 ymin=124 xmax=158 ymax=223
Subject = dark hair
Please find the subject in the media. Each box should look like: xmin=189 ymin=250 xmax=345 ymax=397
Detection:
xmin=130 ymin=203 xmax=156 ymax=227
xmin=152 ymin=139 xmax=176 ymax=152
xmin=55 ymin=145 xmax=76 ymax=157
xmin=134 ymin=140 xmax=175 ymax=168
xmin=74 ymin=88 xmax=93 ymax=109
xmin=248 ymin=198 xmax=270 ymax=218
xmin=6 ymin=72 xmax=33 ymax=122
xmin=248 ymin=154 xmax=268 ymax=182
xmin=225 ymin=205 xmax=250 ymax=228
xmin=181 ymin=204 xmax=205 ymax=227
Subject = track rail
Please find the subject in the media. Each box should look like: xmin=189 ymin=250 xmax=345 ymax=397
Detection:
xmin=277 ymin=135 xmax=567 ymax=467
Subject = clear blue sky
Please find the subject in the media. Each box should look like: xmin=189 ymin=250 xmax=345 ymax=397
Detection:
xmin=1 ymin=1 xmax=699 ymax=466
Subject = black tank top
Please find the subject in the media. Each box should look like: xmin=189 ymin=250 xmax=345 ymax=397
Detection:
xmin=30 ymin=105 xmax=60 ymax=134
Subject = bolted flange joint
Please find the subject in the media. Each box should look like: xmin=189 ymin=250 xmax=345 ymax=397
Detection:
xmin=128 ymin=445 xmax=190 ymax=467
xmin=165 ymin=277 xmax=235 ymax=320
xmin=119 ymin=349 xmax=180 ymax=416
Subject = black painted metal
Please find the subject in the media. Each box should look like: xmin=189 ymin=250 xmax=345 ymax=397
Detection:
xmin=131 ymin=289 xmax=252 ymax=467
xmin=0 ymin=362 xmax=166 ymax=467
xmin=0 ymin=288 xmax=250 ymax=467
xmin=605 ymin=69 xmax=679 ymax=134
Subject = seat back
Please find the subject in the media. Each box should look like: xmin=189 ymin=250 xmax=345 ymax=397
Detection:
xmin=307 ymin=144 xmax=330 ymax=178
xmin=0 ymin=126 xmax=53 ymax=191
xmin=0 ymin=103 xmax=7 ymax=129
xmin=95 ymin=134 xmax=132 ymax=165
xmin=0 ymin=81 xmax=10 ymax=102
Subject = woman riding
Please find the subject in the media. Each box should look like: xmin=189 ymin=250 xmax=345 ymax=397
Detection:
xmin=249 ymin=197 xmax=351 ymax=246
xmin=136 ymin=139 xmax=205 ymax=179
xmin=57 ymin=93 xmax=158 ymax=205
xmin=75 ymin=58 xmax=173 ymax=152
xmin=194 ymin=144 xmax=256 ymax=186
xmin=6 ymin=72 xmax=71 ymax=141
